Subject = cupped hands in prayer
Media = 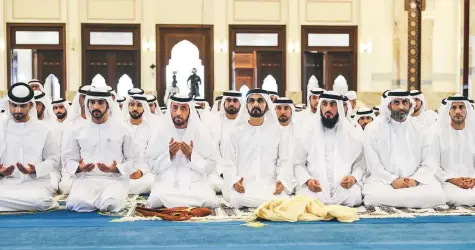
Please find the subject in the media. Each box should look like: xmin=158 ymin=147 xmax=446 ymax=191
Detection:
xmin=0 ymin=164 xmax=14 ymax=176
xmin=77 ymin=159 xmax=95 ymax=172
xmin=97 ymin=161 xmax=118 ymax=173
xmin=340 ymin=176 xmax=356 ymax=189
xmin=16 ymin=162 xmax=36 ymax=175
xmin=169 ymin=138 xmax=193 ymax=160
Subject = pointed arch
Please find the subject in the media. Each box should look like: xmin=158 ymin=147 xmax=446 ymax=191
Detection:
xmin=171 ymin=40 xmax=199 ymax=60
xmin=44 ymin=74 xmax=60 ymax=100
xmin=239 ymin=85 xmax=250 ymax=97
xmin=117 ymin=74 xmax=134 ymax=97
xmin=262 ymin=74 xmax=278 ymax=92
xmin=91 ymin=74 xmax=107 ymax=87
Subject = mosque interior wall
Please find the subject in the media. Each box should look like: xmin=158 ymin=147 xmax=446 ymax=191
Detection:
xmin=0 ymin=0 xmax=471 ymax=110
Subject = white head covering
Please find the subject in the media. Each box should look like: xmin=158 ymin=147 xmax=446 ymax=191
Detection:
xmin=332 ymin=75 xmax=348 ymax=95
xmin=121 ymin=94 xmax=153 ymax=123
xmin=274 ymin=97 xmax=296 ymax=127
xmin=28 ymin=79 xmax=44 ymax=92
xmin=409 ymin=90 xmax=428 ymax=112
xmin=117 ymin=96 xmax=126 ymax=105
xmin=267 ymin=90 xmax=279 ymax=99
xmin=194 ymin=97 xmax=211 ymax=111
xmin=84 ymin=87 xmax=122 ymax=122
xmin=211 ymin=95 xmax=223 ymax=114
xmin=354 ymin=107 xmax=376 ymax=122
xmin=52 ymin=98 xmax=70 ymax=112
xmin=64 ymin=85 xmax=93 ymax=124
xmin=34 ymin=90 xmax=55 ymax=122
xmin=218 ymin=91 xmax=243 ymax=118
xmin=438 ymin=95 xmax=475 ymax=132
xmin=145 ymin=94 xmax=162 ymax=116
xmin=307 ymin=76 xmax=319 ymax=99
xmin=381 ymin=89 xmax=415 ymax=121
xmin=343 ymin=95 xmax=353 ymax=120
xmin=4 ymin=82 xmax=38 ymax=122
xmin=128 ymin=88 xmax=145 ymax=96
xmin=234 ymin=88 xmax=279 ymax=127
xmin=346 ymin=91 xmax=357 ymax=101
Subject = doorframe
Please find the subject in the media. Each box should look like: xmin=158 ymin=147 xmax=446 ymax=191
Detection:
xmin=81 ymin=23 xmax=141 ymax=86
xmin=228 ymin=25 xmax=286 ymax=96
xmin=6 ymin=23 xmax=66 ymax=95
xmin=300 ymin=25 xmax=358 ymax=101
xmin=156 ymin=24 xmax=214 ymax=105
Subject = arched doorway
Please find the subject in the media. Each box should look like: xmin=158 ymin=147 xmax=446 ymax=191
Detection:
xmin=157 ymin=25 xmax=213 ymax=105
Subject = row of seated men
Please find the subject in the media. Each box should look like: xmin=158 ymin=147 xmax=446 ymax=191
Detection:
xmin=0 ymin=79 xmax=472 ymax=213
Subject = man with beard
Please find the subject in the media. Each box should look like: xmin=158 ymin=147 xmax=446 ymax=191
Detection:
xmin=0 ymin=82 xmax=59 ymax=211
xmin=355 ymin=108 xmax=375 ymax=130
xmin=294 ymin=91 xmax=364 ymax=206
xmin=34 ymin=91 xmax=55 ymax=123
xmin=50 ymin=98 xmax=70 ymax=192
xmin=362 ymin=89 xmax=446 ymax=208
xmin=223 ymin=89 xmax=293 ymax=208
xmin=122 ymin=94 xmax=156 ymax=194
xmin=52 ymin=98 xmax=69 ymax=123
xmin=410 ymin=90 xmax=437 ymax=128
xmin=62 ymin=87 xmax=139 ymax=212
xmin=64 ymin=85 xmax=93 ymax=125
xmin=145 ymin=94 xmax=219 ymax=208
xmin=206 ymin=91 xmax=242 ymax=194
xmin=433 ymin=95 xmax=475 ymax=206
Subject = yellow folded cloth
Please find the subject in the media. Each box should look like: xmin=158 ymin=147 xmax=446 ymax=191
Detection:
xmin=253 ymin=195 xmax=359 ymax=223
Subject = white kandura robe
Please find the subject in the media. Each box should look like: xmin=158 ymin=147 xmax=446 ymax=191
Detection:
xmin=363 ymin=119 xmax=447 ymax=208
xmin=411 ymin=111 xmax=437 ymax=128
xmin=223 ymin=121 xmax=293 ymax=208
xmin=0 ymin=119 xmax=59 ymax=211
xmin=433 ymin=127 xmax=475 ymax=206
xmin=126 ymin=119 xmax=155 ymax=194
xmin=294 ymin=126 xmax=364 ymax=207
xmin=62 ymin=119 xmax=139 ymax=212
xmin=146 ymin=126 xmax=219 ymax=208
xmin=208 ymin=115 xmax=237 ymax=194
xmin=58 ymin=118 xmax=87 ymax=194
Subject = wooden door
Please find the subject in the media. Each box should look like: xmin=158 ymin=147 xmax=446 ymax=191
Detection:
xmin=157 ymin=25 xmax=213 ymax=105
xmin=233 ymin=52 xmax=256 ymax=91
xmin=114 ymin=51 xmax=138 ymax=87
xmin=37 ymin=50 xmax=64 ymax=97
xmin=256 ymin=51 xmax=283 ymax=92
xmin=302 ymin=52 xmax=323 ymax=101
xmin=325 ymin=52 xmax=354 ymax=91
xmin=85 ymin=51 xmax=110 ymax=86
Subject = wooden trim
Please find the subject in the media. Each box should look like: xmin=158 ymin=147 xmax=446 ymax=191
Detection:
xmin=6 ymin=23 xmax=67 ymax=95
xmin=463 ymin=0 xmax=470 ymax=97
xmin=300 ymin=25 xmax=358 ymax=101
xmin=156 ymin=24 xmax=214 ymax=105
xmin=228 ymin=25 xmax=286 ymax=96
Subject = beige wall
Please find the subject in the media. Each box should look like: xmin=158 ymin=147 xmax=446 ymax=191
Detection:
xmin=0 ymin=0 xmax=465 ymax=109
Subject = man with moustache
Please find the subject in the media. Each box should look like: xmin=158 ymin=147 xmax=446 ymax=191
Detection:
xmin=122 ymin=94 xmax=156 ymax=194
xmin=296 ymin=88 xmax=325 ymax=130
xmin=52 ymin=98 xmax=69 ymax=123
xmin=145 ymin=94 xmax=219 ymax=208
xmin=34 ymin=91 xmax=55 ymax=123
xmin=207 ymin=91 xmax=243 ymax=194
xmin=0 ymin=82 xmax=59 ymax=211
xmin=223 ymin=89 xmax=293 ymax=208
xmin=293 ymin=91 xmax=364 ymax=206
xmin=433 ymin=95 xmax=475 ymax=206
xmin=363 ymin=89 xmax=446 ymax=208
xmin=62 ymin=87 xmax=139 ymax=212
xmin=50 ymin=98 xmax=70 ymax=192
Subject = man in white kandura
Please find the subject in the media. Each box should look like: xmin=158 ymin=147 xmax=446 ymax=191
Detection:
xmin=296 ymin=88 xmax=324 ymax=124
xmin=0 ymin=82 xmax=59 ymax=211
xmin=354 ymin=108 xmax=376 ymax=131
xmin=62 ymin=87 xmax=139 ymax=212
xmin=34 ymin=91 xmax=55 ymax=123
xmin=146 ymin=94 xmax=219 ymax=208
xmin=49 ymin=98 xmax=70 ymax=192
xmin=433 ymin=95 xmax=475 ymax=206
xmin=122 ymin=94 xmax=156 ymax=194
xmin=207 ymin=91 xmax=243 ymax=195
xmin=146 ymin=95 xmax=162 ymax=117
xmin=223 ymin=89 xmax=293 ymax=208
xmin=274 ymin=97 xmax=297 ymax=158
xmin=410 ymin=90 xmax=437 ymax=128
xmin=363 ymin=89 xmax=446 ymax=208
xmin=294 ymin=91 xmax=364 ymax=206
